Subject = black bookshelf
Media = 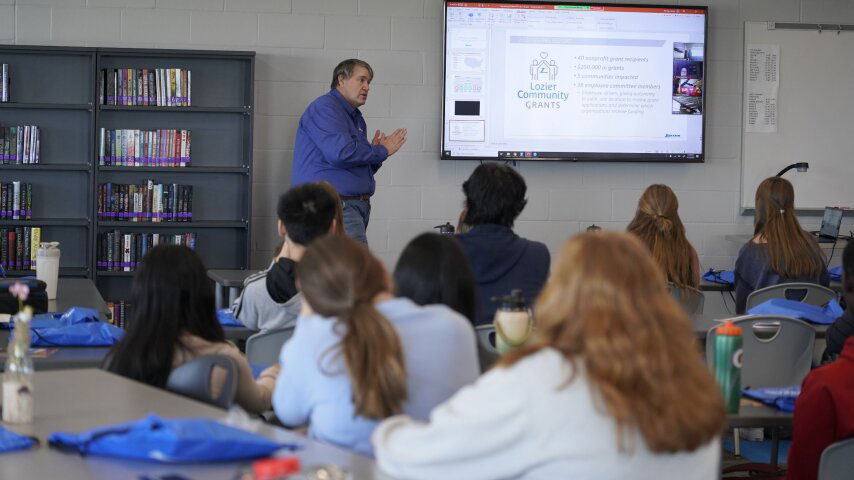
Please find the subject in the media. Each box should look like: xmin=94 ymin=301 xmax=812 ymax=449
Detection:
xmin=94 ymin=47 xmax=254 ymax=303
xmin=0 ymin=45 xmax=96 ymax=278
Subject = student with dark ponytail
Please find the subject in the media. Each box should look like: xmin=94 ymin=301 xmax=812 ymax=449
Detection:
xmin=734 ymin=177 xmax=829 ymax=313
xmin=627 ymin=184 xmax=700 ymax=289
xmin=272 ymin=235 xmax=478 ymax=456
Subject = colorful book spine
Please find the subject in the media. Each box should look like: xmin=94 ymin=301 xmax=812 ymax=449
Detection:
xmin=99 ymin=128 xmax=191 ymax=167
xmin=1 ymin=63 xmax=8 ymax=102
xmin=99 ymin=68 xmax=191 ymax=107
xmin=97 ymin=230 xmax=196 ymax=271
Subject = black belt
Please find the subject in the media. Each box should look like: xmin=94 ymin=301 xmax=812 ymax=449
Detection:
xmin=341 ymin=194 xmax=371 ymax=201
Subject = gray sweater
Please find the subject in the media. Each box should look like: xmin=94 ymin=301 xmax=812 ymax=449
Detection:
xmin=231 ymin=260 xmax=302 ymax=331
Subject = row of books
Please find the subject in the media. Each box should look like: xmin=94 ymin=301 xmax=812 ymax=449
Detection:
xmin=0 ymin=226 xmax=40 ymax=271
xmin=0 ymin=126 xmax=41 ymax=164
xmin=97 ymin=231 xmax=196 ymax=271
xmin=99 ymin=68 xmax=191 ymax=107
xmin=99 ymin=128 xmax=191 ymax=167
xmin=97 ymin=182 xmax=193 ymax=222
xmin=1 ymin=64 xmax=8 ymax=102
xmin=107 ymin=301 xmax=131 ymax=329
xmin=0 ymin=182 xmax=33 ymax=220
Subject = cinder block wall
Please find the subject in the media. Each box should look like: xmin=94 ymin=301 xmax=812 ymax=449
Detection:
xmin=2 ymin=0 xmax=852 ymax=270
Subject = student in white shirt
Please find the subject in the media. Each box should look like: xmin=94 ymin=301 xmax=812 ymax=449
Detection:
xmin=373 ymin=231 xmax=726 ymax=479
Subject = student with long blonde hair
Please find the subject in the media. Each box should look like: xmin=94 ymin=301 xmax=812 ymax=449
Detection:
xmin=627 ymin=184 xmax=699 ymax=288
xmin=373 ymin=232 xmax=725 ymax=479
xmin=734 ymin=177 xmax=829 ymax=313
xmin=272 ymin=235 xmax=478 ymax=456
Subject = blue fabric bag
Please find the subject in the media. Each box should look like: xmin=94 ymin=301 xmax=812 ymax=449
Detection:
xmin=703 ymin=269 xmax=735 ymax=285
xmin=27 ymin=307 xmax=124 ymax=347
xmin=830 ymin=265 xmax=843 ymax=282
xmin=0 ymin=426 xmax=36 ymax=453
xmin=747 ymin=298 xmax=844 ymax=325
xmin=217 ymin=308 xmax=242 ymax=327
xmin=48 ymin=414 xmax=299 ymax=463
xmin=742 ymin=386 xmax=800 ymax=412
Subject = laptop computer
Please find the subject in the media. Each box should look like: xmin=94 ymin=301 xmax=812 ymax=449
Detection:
xmin=817 ymin=207 xmax=844 ymax=240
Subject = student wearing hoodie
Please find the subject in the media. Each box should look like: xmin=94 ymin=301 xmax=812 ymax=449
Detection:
xmin=456 ymin=163 xmax=550 ymax=326
xmin=232 ymin=182 xmax=341 ymax=331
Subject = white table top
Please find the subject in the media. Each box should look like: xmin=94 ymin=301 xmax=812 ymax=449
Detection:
xmin=0 ymin=369 xmax=383 ymax=479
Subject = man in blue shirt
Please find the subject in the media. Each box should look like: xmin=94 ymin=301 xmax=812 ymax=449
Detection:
xmin=291 ymin=59 xmax=407 ymax=245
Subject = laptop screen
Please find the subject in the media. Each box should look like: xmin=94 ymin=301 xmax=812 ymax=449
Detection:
xmin=820 ymin=207 xmax=844 ymax=238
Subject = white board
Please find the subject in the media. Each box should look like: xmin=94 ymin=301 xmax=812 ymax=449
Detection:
xmin=741 ymin=21 xmax=854 ymax=210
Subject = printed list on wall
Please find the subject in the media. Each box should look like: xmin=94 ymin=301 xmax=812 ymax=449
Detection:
xmin=745 ymin=44 xmax=779 ymax=133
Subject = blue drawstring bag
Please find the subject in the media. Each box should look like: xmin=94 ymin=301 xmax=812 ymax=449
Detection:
xmin=48 ymin=414 xmax=300 ymax=463
xmin=217 ymin=308 xmax=242 ymax=327
xmin=0 ymin=427 xmax=36 ymax=453
xmin=830 ymin=265 xmax=843 ymax=282
xmin=747 ymin=298 xmax=844 ymax=325
xmin=703 ymin=269 xmax=735 ymax=285
xmin=26 ymin=307 xmax=125 ymax=347
xmin=742 ymin=386 xmax=800 ymax=412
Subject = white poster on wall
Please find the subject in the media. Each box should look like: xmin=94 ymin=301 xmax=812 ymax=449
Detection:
xmin=745 ymin=44 xmax=779 ymax=133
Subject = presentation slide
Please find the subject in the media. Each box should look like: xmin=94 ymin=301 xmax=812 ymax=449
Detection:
xmin=442 ymin=2 xmax=707 ymax=162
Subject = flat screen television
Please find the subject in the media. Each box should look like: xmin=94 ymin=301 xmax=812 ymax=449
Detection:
xmin=441 ymin=2 xmax=708 ymax=162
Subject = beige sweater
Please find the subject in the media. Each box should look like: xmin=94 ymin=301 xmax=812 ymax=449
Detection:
xmin=173 ymin=333 xmax=278 ymax=414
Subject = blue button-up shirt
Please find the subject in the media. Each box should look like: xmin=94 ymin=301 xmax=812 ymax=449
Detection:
xmin=291 ymin=89 xmax=388 ymax=196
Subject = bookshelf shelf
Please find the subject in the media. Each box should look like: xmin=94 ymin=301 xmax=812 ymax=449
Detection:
xmin=96 ymin=220 xmax=247 ymax=229
xmin=94 ymin=271 xmax=134 ymax=277
xmin=0 ymin=219 xmax=89 ymax=227
xmin=0 ymin=102 xmax=92 ymax=111
xmin=98 ymin=105 xmax=248 ymax=114
xmin=2 ymin=267 xmax=89 ymax=277
xmin=97 ymin=166 xmax=247 ymax=174
xmin=0 ymin=164 xmax=90 ymax=171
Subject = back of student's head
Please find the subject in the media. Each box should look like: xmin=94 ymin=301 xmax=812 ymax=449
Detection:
xmin=626 ymin=184 xmax=697 ymax=288
xmin=462 ymin=163 xmax=527 ymax=227
xmin=317 ymin=181 xmax=344 ymax=236
xmin=105 ymin=245 xmax=222 ymax=388
xmin=393 ymin=233 xmax=477 ymax=323
xmin=754 ymin=177 xmax=825 ymax=278
xmin=296 ymin=235 xmax=407 ymax=419
xmin=504 ymin=231 xmax=724 ymax=453
xmin=277 ymin=183 xmax=338 ymax=245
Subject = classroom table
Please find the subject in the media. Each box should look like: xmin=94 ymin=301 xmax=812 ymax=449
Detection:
xmin=208 ymin=268 xmax=260 ymax=309
xmin=726 ymin=405 xmax=792 ymax=470
xmin=49 ymin=277 xmax=111 ymax=320
xmin=0 ymin=369 xmax=381 ymax=479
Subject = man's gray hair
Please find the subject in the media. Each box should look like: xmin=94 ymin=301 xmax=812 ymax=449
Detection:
xmin=331 ymin=59 xmax=374 ymax=89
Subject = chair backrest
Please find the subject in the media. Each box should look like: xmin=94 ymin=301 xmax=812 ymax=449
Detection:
xmin=166 ymin=354 xmax=238 ymax=409
xmin=245 ymin=327 xmax=295 ymax=367
xmin=475 ymin=324 xmax=500 ymax=372
xmin=818 ymin=437 xmax=854 ymax=480
xmin=669 ymin=282 xmax=705 ymax=314
xmin=705 ymin=315 xmax=815 ymax=388
xmin=746 ymin=282 xmax=836 ymax=311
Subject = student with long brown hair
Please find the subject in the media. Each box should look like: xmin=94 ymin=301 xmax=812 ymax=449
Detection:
xmin=272 ymin=235 xmax=479 ymax=456
xmin=627 ymin=184 xmax=700 ymax=288
xmin=734 ymin=177 xmax=829 ymax=313
xmin=373 ymin=232 xmax=725 ymax=479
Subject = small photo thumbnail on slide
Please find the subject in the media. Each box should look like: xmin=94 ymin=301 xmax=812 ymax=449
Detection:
xmin=672 ymin=42 xmax=704 ymax=115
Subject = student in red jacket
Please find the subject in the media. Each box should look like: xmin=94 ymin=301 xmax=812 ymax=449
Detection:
xmin=787 ymin=336 xmax=854 ymax=480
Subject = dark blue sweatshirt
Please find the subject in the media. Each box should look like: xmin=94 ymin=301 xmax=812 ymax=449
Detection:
xmin=457 ymin=224 xmax=550 ymax=326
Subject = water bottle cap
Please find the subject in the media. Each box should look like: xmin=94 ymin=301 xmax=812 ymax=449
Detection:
xmin=252 ymin=456 xmax=301 ymax=478
xmin=491 ymin=289 xmax=527 ymax=309
xmin=715 ymin=319 xmax=742 ymax=336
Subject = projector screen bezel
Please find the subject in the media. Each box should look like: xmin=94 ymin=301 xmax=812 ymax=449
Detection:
xmin=440 ymin=1 xmax=709 ymax=163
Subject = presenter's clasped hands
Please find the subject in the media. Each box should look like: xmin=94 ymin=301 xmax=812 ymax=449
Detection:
xmin=372 ymin=128 xmax=407 ymax=156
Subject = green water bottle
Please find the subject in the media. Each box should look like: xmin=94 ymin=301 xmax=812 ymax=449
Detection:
xmin=714 ymin=320 xmax=743 ymax=414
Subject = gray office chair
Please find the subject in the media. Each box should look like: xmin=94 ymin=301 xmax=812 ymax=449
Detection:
xmin=166 ymin=354 xmax=238 ymax=409
xmin=818 ymin=437 xmax=854 ymax=480
xmin=705 ymin=315 xmax=815 ymax=388
xmin=475 ymin=324 xmax=500 ymax=372
xmin=745 ymin=282 xmax=836 ymax=311
xmin=669 ymin=282 xmax=705 ymax=314
xmin=245 ymin=326 xmax=295 ymax=366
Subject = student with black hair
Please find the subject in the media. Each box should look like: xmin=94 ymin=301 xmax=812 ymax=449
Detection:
xmin=823 ymin=239 xmax=854 ymax=362
xmin=457 ymin=163 xmax=549 ymax=325
xmin=393 ymin=233 xmax=477 ymax=324
xmin=105 ymin=245 xmax=278 ymax=414
xmin=233 ymin=182 xmax=341 ymax=331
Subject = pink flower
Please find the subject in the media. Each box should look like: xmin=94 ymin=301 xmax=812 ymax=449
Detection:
xmin=9 ymin=283 xmax=29 ymax=303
